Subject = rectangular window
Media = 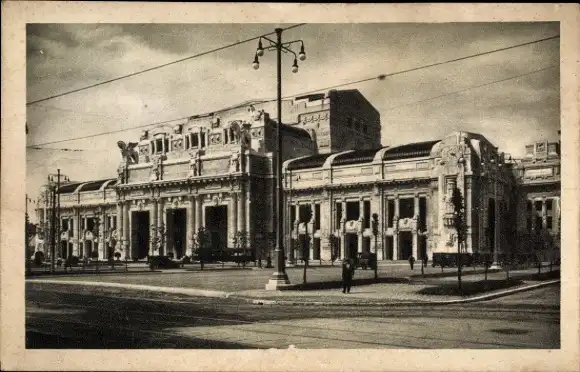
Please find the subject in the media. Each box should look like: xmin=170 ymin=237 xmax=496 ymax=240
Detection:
xmin=399 ymin=198 xmax=414 ymax=219
xmin=200 ymin=133 xmax=206 ymax=148
xmin=387 ymin=199 xmax=395 ymax=227
xmin=315 ymin=204 xmax=321 ymax=230
xmin=192 ymin=134 xmax=199 ymax=147
xmin=363 ymin=200 xmax=371 ymax=229
xmin=112 ymin=216 xmax=117 ymax=229
xmin=527 ymin=200 xmax=532 ymax=212
xmin=335 ymin=202 xmax=342 ymax=230
xmin=164 ymin=138 xmax=169 ymax=152
xmin=534 ymin=201 xmax=543 ymax=214
xmin=547 ymin=216 xmax=553 ymax=230
xmin=546 ymin=199 xmax=553 ymax=211
xmin=419 ymin=197 xmax=427 ymax=231
xmin=155 ymin=139 xmax=163 ymax=154
xmin=61 ymin=219 xmax=68 ymax=231
xmin=86 ymin=218 xmax=94 ymax=231
xmin=346 ymin=201 xmax=359 ymax=221
xmin=81 ymin=218 xmax=85 ymax=230
xmin=290 ymin=206 xmax=296 ymax=230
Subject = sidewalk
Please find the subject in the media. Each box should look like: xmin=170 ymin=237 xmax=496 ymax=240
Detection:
xmin=26 ymin=265 xmax=560 ymax=306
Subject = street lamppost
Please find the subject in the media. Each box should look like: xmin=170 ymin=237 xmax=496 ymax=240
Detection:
xmin=254 ymin=28 xmax=307 ymax=290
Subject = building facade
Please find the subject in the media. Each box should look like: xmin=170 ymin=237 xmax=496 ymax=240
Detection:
xmin=33 ymin=90 xmax=560 ymax=263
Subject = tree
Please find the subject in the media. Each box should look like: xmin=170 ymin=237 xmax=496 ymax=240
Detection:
xmin=194 ymin=226 xmax=210 ymax=270
xmin=451 ymin=186 xmax=467 ymax=293
xmin=150 ymin=223 xmax=166 ymax=258
xmin=326 ymin=233 xmax=341 ymax=266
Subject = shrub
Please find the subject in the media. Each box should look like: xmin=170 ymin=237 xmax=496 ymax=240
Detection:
xmin=34 ymin=251 xmax=45 ymax=266
xmin=114 ymin=251 xmax=121 ymax=261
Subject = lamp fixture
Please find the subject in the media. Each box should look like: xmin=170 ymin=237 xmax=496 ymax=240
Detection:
xmin=298 ymin=43 xmax=306 ymax=61
xmin=256 ymin=38 xmax=264 ymax=57
xmin=292 ymin=58 xmax=299 ymax=73
xmin=252 ymin=54 xmax=260 ymax=70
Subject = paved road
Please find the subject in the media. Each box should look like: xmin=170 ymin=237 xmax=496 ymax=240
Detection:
xmin=26 ymin=284 xmax=559 ymax=349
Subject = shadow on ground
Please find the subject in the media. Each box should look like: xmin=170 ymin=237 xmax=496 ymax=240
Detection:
xmin=285 ymin=277 xmax=410 ymax=291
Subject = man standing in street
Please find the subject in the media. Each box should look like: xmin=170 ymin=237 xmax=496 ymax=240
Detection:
xmin=342 ymin=258 xmax=354 ymax=294
xmin=409 ymin=255 xmax=416 ymax=270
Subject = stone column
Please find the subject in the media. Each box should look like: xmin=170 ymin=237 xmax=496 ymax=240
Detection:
xmin=229 ymin=193 xmax=238 ymax=247
xmin=157 ymin=198 xmax=164 ymax=256
xmin=186 ymin=196 xmax=195 ymax=256
xmin=72 ymin=207 xmax=79 ymax=256
xmin=99 ymin=206 xmax=106 ymax=259
xmin=465 ymin=179 xmax=472 ymax=251
xmin=238 ymin=191 xmax=246 ymax=233
xmin=196 ymin=195 xmax=203 ymax=231
xmin=542 ymin=199 xmax=547 ymax=229
xmin=117 ymin=202 xmax=123 ymax=254
xmin=393 ymin=195 xmax=400 ymax=260
xmin=151 ymin=198 xmax=158 ymax=256
xmin=412 ymin=194 xmax=419 ymax=258
xmin=123 ymin=202 xmax=130 ymax=260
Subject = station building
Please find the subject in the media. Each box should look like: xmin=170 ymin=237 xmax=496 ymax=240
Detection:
xmin=33 ymin=89 xmax=560 ymax=263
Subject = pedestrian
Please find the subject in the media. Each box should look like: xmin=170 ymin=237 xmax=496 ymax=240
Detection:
xmin=342 ymin=258 xmax=354 ymax=294
xmin=409 ymin=255 xmax=415 ymax=270
xmin=423 ymin=254 xmax=428 ymax=268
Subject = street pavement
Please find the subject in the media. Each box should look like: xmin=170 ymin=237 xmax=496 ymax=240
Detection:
xmin=25 ymin=284 xmax=560 ymax=349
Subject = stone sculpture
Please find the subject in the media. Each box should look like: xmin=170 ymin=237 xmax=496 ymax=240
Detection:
xmin=117 ymin=141 xmax=139 ymax=164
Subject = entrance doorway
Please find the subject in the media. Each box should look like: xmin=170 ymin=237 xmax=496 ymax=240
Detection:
xmin=344 ymin=234 xmax=358 ymax=259
xmin=166 ymin=209 xmax=187 ymax=259
xmin=205 ymin=206 xmax=228 ymax=255
xmin=399 ymin=231 xmax=413 ymax=260
xmin=131 ymin=211 xmax=150 ymax=259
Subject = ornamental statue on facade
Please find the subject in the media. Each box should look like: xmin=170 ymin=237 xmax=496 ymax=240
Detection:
xmin=247 ymin=105 xmax=264 ymax=122
xmin=188 ymin=150 xmax=202 ymax=178
xmin=229 ymin=151 xmax=241 ymax=173
xmin=117 ymin=141 xmax=139 ymax=164
xmin=240 ymin=123 xmax=252 ymax=150
xmin=150 ymin=156 xmax=162 ymax=181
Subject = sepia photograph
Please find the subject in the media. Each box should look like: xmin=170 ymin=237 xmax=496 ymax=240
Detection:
xmin=2 ymin=2 xmax=579 ymax=372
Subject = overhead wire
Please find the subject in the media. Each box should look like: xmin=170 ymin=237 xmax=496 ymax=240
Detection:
xmin=26 ymin=23 xmax=307 ymax=106
xmin=26 ymin=34 xmax=559 ymax=149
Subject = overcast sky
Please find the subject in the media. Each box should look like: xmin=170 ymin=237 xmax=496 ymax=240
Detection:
xmin=26 ymin=22 xmax=560 ymax=216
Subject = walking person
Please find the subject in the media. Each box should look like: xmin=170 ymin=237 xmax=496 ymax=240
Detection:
xmin=409 ymin=255 xmax=415 ymax=270
xmin=423 ymin=254 xmax=429 ymax=268
xmin=342 ymin=258 xmax=354 ymax=294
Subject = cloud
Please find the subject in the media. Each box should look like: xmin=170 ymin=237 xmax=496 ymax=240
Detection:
xmin=25 ymin=22 xmax=560 ymax=210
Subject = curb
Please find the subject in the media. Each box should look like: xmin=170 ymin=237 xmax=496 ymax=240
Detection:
xmin=241 ymin=280 xmax=560 ymax=306
xmin=27 ymin=278 xmax=559 ymax=306
xmin=26 ymin=279 xmax=230 ymax=299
